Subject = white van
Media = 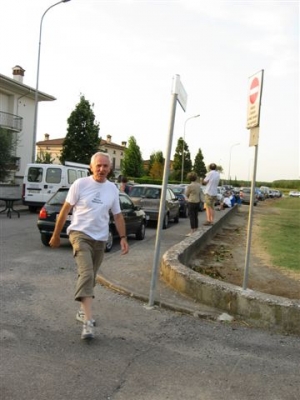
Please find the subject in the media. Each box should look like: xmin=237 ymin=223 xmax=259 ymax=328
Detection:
xmin=22 ymin=161 xmax=90 ymax=212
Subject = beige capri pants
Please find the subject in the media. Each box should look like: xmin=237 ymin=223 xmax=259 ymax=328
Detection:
xmin=69 ymin=231 xmax=106 ymax=301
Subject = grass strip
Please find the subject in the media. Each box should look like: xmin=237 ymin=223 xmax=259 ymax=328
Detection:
xmin=258 ymin=198 xmax=300 ymax=272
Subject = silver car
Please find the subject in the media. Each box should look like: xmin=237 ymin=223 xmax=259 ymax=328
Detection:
xmin=239 ymin=187 xmax=258 ymax=205
xmin=129 ymin=184 xmax=180 ymax=229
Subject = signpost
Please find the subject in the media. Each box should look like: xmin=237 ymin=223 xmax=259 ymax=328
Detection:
xmin=243 ymin=70 xmax=264 ymax=290
xmin=246 ymin=70 xmax=264 ymax=145
xmin=148 ymin=75 xmax=187 ymax=308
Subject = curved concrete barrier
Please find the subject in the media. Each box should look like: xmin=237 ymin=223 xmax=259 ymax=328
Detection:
xmin=160 ymin=206 xmax=300 ymax=335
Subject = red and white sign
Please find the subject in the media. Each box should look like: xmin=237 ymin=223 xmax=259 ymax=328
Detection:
xmin=246 ymin=70 xmax=264 ymax=130
xmin=249 ymin=77 xmax=259 ymax=104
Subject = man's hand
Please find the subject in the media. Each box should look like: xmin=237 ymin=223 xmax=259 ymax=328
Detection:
xmin=49 ymin=234 xmax=61 ymax=248
xmin=120 ymin=237 xmax=129 ymax=255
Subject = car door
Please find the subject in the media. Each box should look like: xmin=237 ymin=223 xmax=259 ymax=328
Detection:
xmin=119 ymin=193 xmax=140 ymax=235
xmin=166 ymin=188 xmax=178 ymax=218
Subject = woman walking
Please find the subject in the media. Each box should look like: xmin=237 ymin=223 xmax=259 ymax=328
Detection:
xmin=185 ymin=172 xmax=201 ymax=236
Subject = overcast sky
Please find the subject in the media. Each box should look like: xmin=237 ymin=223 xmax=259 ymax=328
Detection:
xmin=1 ymin=0 xmax=299 ymax=182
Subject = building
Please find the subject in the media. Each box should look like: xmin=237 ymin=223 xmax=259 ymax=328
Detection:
xmin=36 ymin=134 xmax=127 ymax=177
xmin=0 ymin=65 xmax=55 ymax=185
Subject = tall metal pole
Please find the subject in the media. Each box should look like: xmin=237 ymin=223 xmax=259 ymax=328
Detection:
xmin=32 ymin=0 xmax=71 ymax=163
xmin=148 ymin=90 xmax=178 ymax=307
xmin=243 ymin=142 xmax=259 ymax=289
xmin=227 ymin=142 xmax=240 ymax=184
xmin=180 ymin=114 xmax=200 ymax=184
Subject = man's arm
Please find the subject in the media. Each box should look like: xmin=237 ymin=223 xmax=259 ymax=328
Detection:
xmin=49 ymin=201 xmax=73 ymax=248
xmin=113 ymin=212 xmax=129 ymax=255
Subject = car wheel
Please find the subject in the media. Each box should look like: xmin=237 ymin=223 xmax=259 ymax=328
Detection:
xmin=136 ymin=221 xmax=146 ymax=240
xmin=105 ymin=229 xmax=113 ymax=252
xmin=162 ymin=214 xmax=169 ymax=229
xmin=41 ymin=233 xmax=50 ymax=247
xmin=29 ymin=206 xmax=37 ymax=213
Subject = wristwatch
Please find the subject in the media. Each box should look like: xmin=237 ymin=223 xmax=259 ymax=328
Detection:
xmin=120 ymin=236 xmax=127 ymax=240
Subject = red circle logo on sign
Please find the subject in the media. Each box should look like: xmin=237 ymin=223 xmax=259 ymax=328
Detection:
xmin=250 ymin=77 xmax=259 ymax=104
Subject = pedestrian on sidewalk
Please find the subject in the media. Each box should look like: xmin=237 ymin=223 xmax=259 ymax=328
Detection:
xmin=49 ymin=152 xmax=129 ymax=340
xmin=202 ymin=163 xmax=220 ymax=225
xmin=185 ymin=172 xmax=201 ymax=236
xmin=119 ymin=176 xmax=130 ymax=194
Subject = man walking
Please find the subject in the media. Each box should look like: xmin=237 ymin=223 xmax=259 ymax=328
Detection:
xmin=202 ymin=163 xmax=220 ymax=225
xmin=50 ymin=152 xmax=129 ymax=340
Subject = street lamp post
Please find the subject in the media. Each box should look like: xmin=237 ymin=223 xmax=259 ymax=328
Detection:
xmin=180 ymin=114 xmax=200 ymax=183
xmin=32 ymin=0 xmax=71 ymax=163
xmin=228 ymin=142 xmax=240 ymax=184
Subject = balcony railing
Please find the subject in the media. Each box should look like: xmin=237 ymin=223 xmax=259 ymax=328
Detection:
xmin=0 ymin=111 xmax=23 ymax=132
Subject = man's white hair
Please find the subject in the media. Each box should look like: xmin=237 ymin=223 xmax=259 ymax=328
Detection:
xmin=90 ymin=152 xmax=112 ymax=165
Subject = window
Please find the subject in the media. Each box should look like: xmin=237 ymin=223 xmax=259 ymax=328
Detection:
xmin=67 ymin=169 xmax=77 ymax=184
xmin=28 ymin=167 xmax=43 ymax=182
xmin=120 ymin=195 xmax=133 ymax=210
xmin=46 ymin=168 xmax=62 ymax=184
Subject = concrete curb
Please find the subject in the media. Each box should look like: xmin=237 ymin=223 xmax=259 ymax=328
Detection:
xmin=160 ymin=207 xmax=300 ymax=335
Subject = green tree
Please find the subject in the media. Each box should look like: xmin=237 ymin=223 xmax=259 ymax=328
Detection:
xmin=0 ymin=128 xmax=18 ymax=182
xmin=172 ymin=137 xmax=192 ymax=181
xmin=35 ymin=151 xmax=55 ymax=164
xmin=60 ymin=95 xmax=100 ymax=165
xmin=149 ymin=151 xmax=165 ymax=179
xmin=122 ymin=136 xmax=144 ymax=177
xmin=193 ymin=149 xmax=206 ymax=178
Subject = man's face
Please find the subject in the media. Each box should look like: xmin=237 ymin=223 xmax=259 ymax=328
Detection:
xmin=90 ymin=155 xmax=111 ymax=182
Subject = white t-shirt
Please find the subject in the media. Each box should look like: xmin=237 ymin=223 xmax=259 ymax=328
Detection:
xmin=66 ymin=176 xmax=121 ymax=241
xmin=203 ymin=170 xmax=220 ymax=196
xmin=223 ymin=197 xmax=232 ymax=208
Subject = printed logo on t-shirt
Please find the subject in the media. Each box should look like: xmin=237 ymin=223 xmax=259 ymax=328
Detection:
xmin=92 ymin=192 xmax=103 ymax=205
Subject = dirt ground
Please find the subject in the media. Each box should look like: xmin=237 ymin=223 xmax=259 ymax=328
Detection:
xmin=190 ymin=201 xmax=300 ymax=300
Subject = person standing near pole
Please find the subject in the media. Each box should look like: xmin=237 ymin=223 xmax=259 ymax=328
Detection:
xmin=185 ymin=172 xmax=201 ymax=236
xmin=49 ymin=152 xmax=129 ymax=340
xmin=202 ymin=163 xmax=220 ymax=226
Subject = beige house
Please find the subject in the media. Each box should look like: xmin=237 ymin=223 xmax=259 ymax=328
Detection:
xmin=36 ymin=134 xmax=127 ymax=176
xmin=0 ymin=65 xmax=55 ymax=185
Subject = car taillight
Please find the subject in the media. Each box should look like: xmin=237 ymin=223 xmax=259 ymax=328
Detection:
xmin=39 ymin=207 xmax=48 ymax=219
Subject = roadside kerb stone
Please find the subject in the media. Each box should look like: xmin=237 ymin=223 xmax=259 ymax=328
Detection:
xmin=160 ymin=206 xmax=300 ymax=335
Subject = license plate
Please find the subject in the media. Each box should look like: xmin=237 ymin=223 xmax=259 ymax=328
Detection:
xmin=56 ymin=214 xmax=72 ymax=221
xmin=28 ymin=189 xmax=40 ymax=194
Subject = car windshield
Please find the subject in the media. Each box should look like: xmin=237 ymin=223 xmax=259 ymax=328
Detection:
xmin=171 ymin=187 xmax=184 ymax=194
xmin=48 ymin=190 xmax=68 ymax=205
xmin=130 ymin=186 xmax=161 ymax=199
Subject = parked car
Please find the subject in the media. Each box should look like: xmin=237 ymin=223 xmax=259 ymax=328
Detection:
xmin=169 ymin=185 xmax=205 ymax=216
xmin=260 ymin=186 xmax=270 ymax=198
xmin=37 ymin=188 xmax=148 ymax=251
xmin=239 ymin=187 xmax=258 ymax=205
xmin=289 ymin=190 xmax=300 ymax=197
xmin=255 ymin=188 xmax=265 ymax=201
xmin=269 ymin=189 xmax=282 ymax=198
xmin=168 ymin=186 xmax=189 ymax=218
xmin=129 ymin=184 xmax=180 ymax=229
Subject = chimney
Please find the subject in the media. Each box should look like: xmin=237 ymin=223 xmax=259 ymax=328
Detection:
xmin=106 ymin=135 xmax=112 ymax=143
xmin=12 ymin=65 xmax=25 ymax=83
xmin=121 ymin=141 xmax=127 ymax=147
xmin=44 ymin=133 xmax=50 ymax=141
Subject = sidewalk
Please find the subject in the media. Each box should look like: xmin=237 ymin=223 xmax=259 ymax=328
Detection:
xmin=96 ymin=210 xmax=230 ymax=320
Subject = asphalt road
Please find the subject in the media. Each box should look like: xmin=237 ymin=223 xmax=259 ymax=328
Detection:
xmin=1 ymin=211 xmax=299 ymax=400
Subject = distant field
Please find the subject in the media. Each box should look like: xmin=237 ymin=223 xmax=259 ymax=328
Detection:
xmin=258 ymin=197 xmax=300 ymax=272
